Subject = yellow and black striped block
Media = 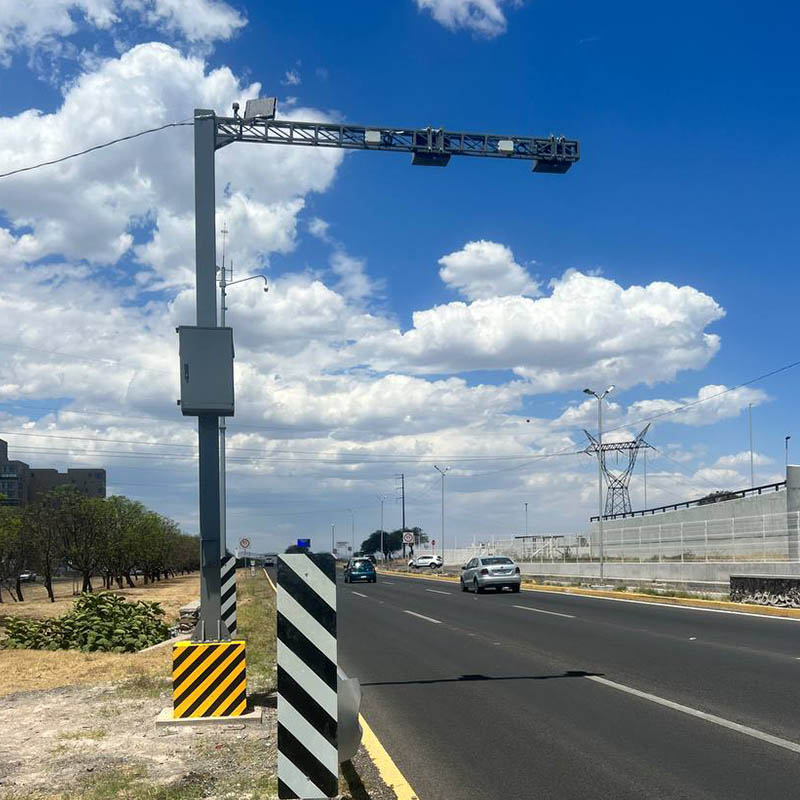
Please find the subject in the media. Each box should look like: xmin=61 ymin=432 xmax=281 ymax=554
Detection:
xmin=172 ymin=640 xmax=247 ymax=718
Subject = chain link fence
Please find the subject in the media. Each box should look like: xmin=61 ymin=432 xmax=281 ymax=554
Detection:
xmin=446 ymin=511 xmax=800 ymax=566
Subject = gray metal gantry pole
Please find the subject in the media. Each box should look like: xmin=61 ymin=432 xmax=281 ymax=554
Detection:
xmin=189 ymin=100 xmax=579 ymax=640
xmin=193 ymin=109 xmax=224 ymax=640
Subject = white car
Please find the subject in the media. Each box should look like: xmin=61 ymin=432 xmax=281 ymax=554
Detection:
xmin=409 ymin=554 xmax=443 ymax=569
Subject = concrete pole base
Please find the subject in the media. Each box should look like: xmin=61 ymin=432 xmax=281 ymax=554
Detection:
xmin=155 ymin=706 xmax=265 ymax=727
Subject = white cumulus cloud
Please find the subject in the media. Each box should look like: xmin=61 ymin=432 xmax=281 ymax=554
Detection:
xmin=414 ymin=0 xmax=521 ymax=37
xmin=438 ymin=240 xmax=539 ymax=300
xmin=0 ymin=0 xmax=245 ymax=64
xmin=351 ymin=270 xmax=724 ymax=391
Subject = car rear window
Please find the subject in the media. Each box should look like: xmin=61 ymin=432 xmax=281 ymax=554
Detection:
xmin=481 ymin=557 xmax=513 ymax=565
xmin=353 ymin=560 xmax=374 ymax=570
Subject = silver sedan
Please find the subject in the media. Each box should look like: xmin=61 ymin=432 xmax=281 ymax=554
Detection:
xmin=460 ymin=556 xmax=521 ymax=593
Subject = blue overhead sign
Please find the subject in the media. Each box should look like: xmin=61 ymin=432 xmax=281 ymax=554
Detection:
xmin=297 ymin=538 xmax=311 ymax=549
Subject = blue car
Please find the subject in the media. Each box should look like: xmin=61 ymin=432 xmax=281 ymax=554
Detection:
xmin=344 ymin=558 xmax=377 ymax=583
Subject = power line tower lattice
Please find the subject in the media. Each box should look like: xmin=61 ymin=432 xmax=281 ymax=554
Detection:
xmin=584 ymin=424 xmax=652 ymax=516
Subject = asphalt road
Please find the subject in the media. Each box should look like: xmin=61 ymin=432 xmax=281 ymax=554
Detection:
xmin=335 ymin=571 xmax=800 ymax=800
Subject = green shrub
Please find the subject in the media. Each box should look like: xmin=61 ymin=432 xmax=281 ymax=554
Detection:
xmin=1 ymin=592 xmax=170 ymax=652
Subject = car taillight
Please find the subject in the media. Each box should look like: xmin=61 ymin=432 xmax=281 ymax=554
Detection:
xmin=480 ymin=568 xmax=489 ymax=575
xmin=514 ymin=567 xmax=520 ymax=575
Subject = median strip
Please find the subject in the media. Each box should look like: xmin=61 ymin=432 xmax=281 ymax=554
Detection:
xmin=586 ymin=675 xmax=800 ymax=755
xmin=512 ymin=605 xmax=575 ymax=619
xmin=403 ymin=610 xmax=442 ymax=624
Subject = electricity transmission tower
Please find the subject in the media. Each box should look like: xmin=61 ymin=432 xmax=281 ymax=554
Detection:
xmin=584 ymin=424 xmax=652 ymax=516
xmin=186 ymin=98 xmax=580 ymax=638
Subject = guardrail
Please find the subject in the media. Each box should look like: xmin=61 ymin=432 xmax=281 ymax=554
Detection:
xmin=589 ymin=481 xmax=786 ymax=522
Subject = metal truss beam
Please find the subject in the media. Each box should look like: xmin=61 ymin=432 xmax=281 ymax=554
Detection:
xmin=585 ymin=424 xmax=651 ymax=516
xmin=213 ymin=116 xmax=580 ymax=172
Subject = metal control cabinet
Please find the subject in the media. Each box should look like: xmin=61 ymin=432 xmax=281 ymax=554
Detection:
xmin=177 ymin=326 xmax=234 ymax=416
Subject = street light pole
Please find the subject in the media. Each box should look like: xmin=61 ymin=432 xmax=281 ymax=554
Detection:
xmin=331 ymin=523 xmax=335 ymax=556
xmin=749 ymin=403 xmax=755 ymax=488
xmin=524 ymin=501 xmax=528 ymax=538
xmin=584 ymin=386 xmax=614 ymax=583
xmin=786 ymin=436 xmax=791 ymax=471
xmin=218 ymin=261 xmax=268 ymax=562
xmin=377 ymin=495 xmax=385 ymax=561
xmin=348 ymin=508 xmax=355 ymax=555
xmin=434 ymin=465 xmax=450 ymax=567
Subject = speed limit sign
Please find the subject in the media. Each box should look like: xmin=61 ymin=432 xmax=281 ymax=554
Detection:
xmin=402 ymin=532 xmax=414 ymax=544
xmin=239 ymin=537 xmax=251 ymax=549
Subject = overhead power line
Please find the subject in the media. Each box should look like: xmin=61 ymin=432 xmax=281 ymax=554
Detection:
xmin=602 ymin=358 xmax=800 ymax=437
xmin=0 ymin=120 xmax=193 ymax=180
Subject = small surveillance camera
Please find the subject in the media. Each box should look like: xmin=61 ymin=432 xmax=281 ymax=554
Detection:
xmin=232 ymin=101 xmax=240 ymax=116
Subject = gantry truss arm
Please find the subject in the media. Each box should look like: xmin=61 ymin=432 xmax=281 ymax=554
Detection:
xmin=213 ymin=116 xmax=580 ymax=172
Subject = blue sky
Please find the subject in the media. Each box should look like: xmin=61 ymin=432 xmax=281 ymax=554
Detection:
xmin=0 ymin=0 xmax=798 ymax=551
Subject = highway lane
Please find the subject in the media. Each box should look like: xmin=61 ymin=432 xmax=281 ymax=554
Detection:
xmin=337 ymin=571 xmax=800 ymax=799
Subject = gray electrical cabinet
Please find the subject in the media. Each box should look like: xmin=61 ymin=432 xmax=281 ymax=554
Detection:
xmin=177 ymin=326 xmax=235 ymax=416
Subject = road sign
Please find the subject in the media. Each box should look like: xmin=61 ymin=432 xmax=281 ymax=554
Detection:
xmin=402 ymin=532 xmax=414 ymax=544
xmin=297 ymin=538 xmax=311 ymax=549
xmin=239 ymin=537 xmax=250 ymax=549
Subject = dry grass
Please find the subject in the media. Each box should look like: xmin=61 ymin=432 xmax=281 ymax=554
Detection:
xmin=0 ymin=574 xmax=199 ymax=623
xmin=0 ymin=640 xmax=175 ymax=698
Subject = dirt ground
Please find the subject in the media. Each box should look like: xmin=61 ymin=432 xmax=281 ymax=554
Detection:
xmin=0 ymin=680 xmax=393 ymax=800
xmin=0 ymin=570 xmax=396 ymax=800
xmin=0 ymin=574 xmax=199 ymax=623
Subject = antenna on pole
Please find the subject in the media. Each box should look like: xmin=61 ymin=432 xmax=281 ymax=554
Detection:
xmin=219 ymin=222 xmax=229 ymax=283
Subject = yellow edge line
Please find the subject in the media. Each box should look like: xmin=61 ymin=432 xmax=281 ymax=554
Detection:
xmin=375 ymin=569 xmax=800 ymax=619
xmin=263 ymin=567 xmax=277 ymax=593
xmin=359 ymin=714 xmax=419 ymax=800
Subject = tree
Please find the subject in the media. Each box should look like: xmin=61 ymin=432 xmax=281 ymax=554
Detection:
xmin=102 ymin=496 xmax=146 ymax=588
xmin=359 ymin=529 xmax=406 ymax=560
xmin=23 ymin=497 xmax=60 ymax=602
xmin=0 ymin=506 xmax=24 ymax=602
xmin=56 ymin=489 xmax=109 ymax=593
xmin=285 ymin=543 xmax=310 ymax=554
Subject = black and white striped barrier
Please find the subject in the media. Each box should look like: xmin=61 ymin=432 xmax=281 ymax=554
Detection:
xmin=277 ymin=553 xmax=338 ymax=799
xmin=221 ymin=552 xmax=237 ymax=638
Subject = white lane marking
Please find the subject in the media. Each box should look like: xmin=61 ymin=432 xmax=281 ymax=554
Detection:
xmin=426 ymin=589 xmax=451 ymax=595
xmin=382 ymin=581 xmax=395 ymax=584
xmin=689 ymin=637 xmax=697 ymax=641
xmin=351 ymin=591 xmax=368 ymax=598
xmin=524 ymin=589 xmax=800 ymax=622
xmin=586 ymin=675 xmax=800 ymax=755
xmin=513 ymin=604 xmax=575 ymax=619
xmin=403 ymin=610 xmax=442 ymax=624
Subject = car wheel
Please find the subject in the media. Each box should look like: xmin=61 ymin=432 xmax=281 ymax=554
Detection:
xmin=473 ymin=578 xmax=483 ymax=594
xmin=511 ymin=584 xmax=521 ymax=593
xmin=460 ymin=578 xmax=468 ymax=592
